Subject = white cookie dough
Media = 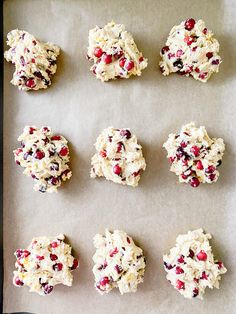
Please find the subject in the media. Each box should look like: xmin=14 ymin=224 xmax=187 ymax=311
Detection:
xmin=90 ymin=127 xmax=146 ymax=187
xmin=13 ymin=234 xmax=79 ymax=295
xmin=93 ymin=229 xmax=146 ymax=295
xmin=4 ymin=29 xmax=60 ymax=91
xmin=13 ymin=126 xmax=72 ymax=193
xmin=87 ymin=21 xmax=148 ymax=81
xmin=163 ymin=229 xmax=227 ymax=299
xmin=163 ymin=122 xmax=225 ymax=187
xmin=159 ymin=19 xmax=221 ymax=82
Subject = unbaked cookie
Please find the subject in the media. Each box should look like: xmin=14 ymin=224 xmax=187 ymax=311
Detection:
xmin=87 ymin=21 xmax=148 ymax=81
xmin=159 ymin=19 xmax=221 ymax=82
xmin=93 ymin=229 xmax=146 ymax=295
xmin=13 ymin=234 xmax=79 ymax=295
xmin=14 ymin=126 xmax=72 ymax=193
xmin=163 ymin=229 xmax=227 ymax=299
xmin=90 ymin=127 xmax=146 ymax=187
xmin=4 ymin=29 xmax=60 ymax=91
xmin=163 ymin=122 xmax=225 ymax=187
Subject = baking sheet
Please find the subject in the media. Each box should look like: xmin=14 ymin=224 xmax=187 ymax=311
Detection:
xmin=3 ymin=0 xmax=236 ymax=313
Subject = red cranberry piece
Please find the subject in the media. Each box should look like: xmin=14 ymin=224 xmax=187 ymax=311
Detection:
xmin=50 ymin=254 xmax=58 ymax=261
xmin=51 ymin=241 xmax=58 ymax=248
xmin=139 ymin=56 xmax=144 ymax=63
xmin=31 ymin=58 xmax=35 ymax=63
xmin=205 ymin=165 xmax=216 ymax=173
xmin=119 ymin=58 xmax=126 ymax=67
xmin=127 ymin=237 xmax=131 ymax=244
xmin=184 ymin=18 xmax=196 ymax=30
xmin=23 ymin=250 xmax=30 ymax=258
xmin=203 ymin=28 xmax=208 ymax=34
xmin=181 ymin=174 xmax=188 ymax=180
xmin=15 ymin=148 xmax=23 ymax=156
xmin=164 ymin=262 xmax=174 ymax=270
xmin=49 ymin=177 xmax=59 ymax=186
xmin=177 ymin=255 xmax=185 ymax=263
xmin=216 ymin=261 xmax=223 ymax=269
xmin=125 ymin=60 xmax=134 ymax=71
xmin=34 ymin=150 xmax=45 ymax=160
xmin=169 ymin=156 xmax=175 ymax=163
xmin=161 ymin=46 xmax=170 ymax=54
xmin=100 ymin=277 xmax=110 ymax=286
xmin=15 ymin=249 xmax=23 ymax=258
xmin=188 ymin=249 xmax=195 ymax=259
xmin=209 ymin=173 xmax=216 ymax=181
xmin=176 ymin=279 xmax=185 ymax=290
xmin=114 ymin=264 xmax=123 ymax=274
xmin=201 ymin=271 xmax=208 ymax=280
xmin=99 ymin=150 xmax=107 ymax=158
xmin=113 ymin=164 xmax=122 ymax=175
xmin=120 ymin=129 xmax=131 ymax=139
xmin=25 ymin=78 xmax=36 ymax=88
xmin=180 ymin=141 xmax=187 ymax=148
xmin=175 ymin=266 xmax=184 ymax=274
xmin=94 ymin=47 xmax=103 ymax=58
xmin=199 ymin=72 xmax=207 ymax=80
xmin=117 ymin=142 xmax=123 ymax=153
xmin=196 ymin=160 xmax=204 ymax=170
xmin=194 ymin=278 xmax=199 ymax=283
xmin=29 ymin=127 xmax=36 ymax=134
xmin=193 ymin=288 xmax=199 ymax=297
xmin=53 ymin=263 xmax=63 ymax=271
xmin=190 ymin=146 xmax=200 ymax=157
xmin=102 ymin=53 xmax=112 ymax=64
xmin=15 ymin=277 xmax=24 ymax=286
xmin=109 ymin=247 xmax=118 ymax=257
xmin=59 ymin=147 xmax=68 ymax=156
xmin=212 ymin=59 xmax=220 ymax=65
xmin=206 ymin=52 xmax=213 ymax=59
xmin=197 ymin=250 xmax=207 ymax=261
xmin=43 ymin=284 xmax=53 ymax=295
xmin=132 ymin=170 xmax=140 ymax=177
xmin=184 ymin=36 xmax=194 ymax=46
xmin=114 ymin=50 xmax=123 ymax=59
xmin=195 ymin=67 xmax=200 ymax=73
xmin=51 ymin=135 xmax=61 ymax=141
xmin=36 ymin=255 xmax=45 ymax=261
xmin=71 ymin=258 xmax=79 ymax=270
xmin=176 ymin=49 xmax=184 ymax=57
xmin=190 ymin=177 xmax=200 ymax=187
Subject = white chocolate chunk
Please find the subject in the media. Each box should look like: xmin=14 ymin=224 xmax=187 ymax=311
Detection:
xmin=87 ymin=21 xmax=148 ymax=81
xmin=4 ymin=29 xmax=60 ymax=90
xmin=90 ymin=127 xmax=146 ymax=187
xmin=163 ymin=229 xmax=227 ymax=299
xmin=163 ymin=122 xmax=225 ymax=187
xmin=13 ymin=234 xmax=79 ymax=296
xmin=13 ymin=126 xmax=72 ymax=193
xmin=159 ymin=19 xmax=221 ymax=82
xmin=93 ymin=229 xmax=146 ymax=295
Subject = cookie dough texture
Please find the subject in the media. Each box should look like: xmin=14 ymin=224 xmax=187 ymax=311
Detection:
xmin=87 ymin=21 xmax=148 ymax=81
xmin=13 ymin=126 xmax=72 ymax=193
xmin=159 ymin=19 xmax=221 ymax=82
xmin=13 ymin=234 xmax=79 ymax=296
xmin=163 ymin=122 xmax=225 ymax=187
xmin=90 ymin=127 xmax=146 ymax=187
xmin=4 ymin=29 xmax=60 ymax=91
xmin=93 ymin=229 xmax=146 ymax=295
xmin=163 ymin=229 xmax=227 ymax=299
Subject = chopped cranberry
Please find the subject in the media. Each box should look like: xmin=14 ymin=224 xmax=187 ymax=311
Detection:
xmin=29 ymin=127 xmax=36 ymax=134
xmin=94 ymin=47 xmax=103 ymax=58
xmin=181 ymin=174 xmax=188 ymax=180
xmin=194 ymin=278 xmax=199 ymax=283
xmin=175 ymin=266 xmax=184 ymax=274
xmin=120 ymin=129 xmax=131 ymax=139
xmin=168 ymin=52 xmax=175 ymax=59
xmin=51 ymin=135 xmax=61 ymax=141
xmin=176 ymin=279 xmax=185 ymax=290
xmin=180 ymin=141 xmax=187 ymax=148
xmin=15 ymin=148 xmax=23 ymax=156
xmin=31 ymin=58 xmax=35 ymax=63
xmin=212 ymin=59 xmax=220 ymax=65
xmin=190 ymin=177 xmax=200 ymax=187
xmin=199 ymin=72 xmax=207 ymax=80
xmin=115 ymin=264 xmax=123 ymax=274
xmin=176 ymin=49 xmax=184 ymax=57
xmin=177 ymin=255 xmax=185 ymax=263
xmin=139 ymin=56 xmax=144 ymax=62
xmin=193 ymin=288 xmax=199 ymax=297
xmin=201 ymin=271 xmax=208 ymax=280
xmin=14 ymin=277 xmax=24 ymax=286
xmin=184 ymin=18 xmax=195 ymax=30
xmin=119 ymin=58 xmax=126 ymax=67
xmin=188 ymin=249 xmax=195 ymax=259
xmin=23 ymin=250 xmax=30 ymax=258
xmin=20 ymin=56 xmax=26 ymax=66
xmin=184 ymin=36 xmax=195 ymax=46
xmin=164 ymin=262 xmax=174 ymax=270
xmin=197 ymin=250 xmax=207 ymax=261
xmin=161 ymin=46 xmax=170 ymax=54
xmin=49 ymin=177 xmax=59 ymax=186
xmin=205 ymin=165 xmax=216 ymax=173
xmin=190 ymin=146 xmax=200 ymax=157
xmin=34 ymin=150 xmax=45 ymax=160
xmin=100 ymin=277 xmax=110 ymax=286
xmin=206 ymin=52 xmax=213 ymax=59
xmin=16 ymin=160 xmax=20 ymax=165
xmin=195 ymin=67 xmax=200 ymax=73
xmin=216 ymin=261 xmax=223 ymax=269
xmin=43 ymin=284 xmax=53 ymax=295
xmin=51 ymin=241 xmax=58 ymax=248
xmin=50 ymin=254 xmax=58 ymax=261
xmin=71 ymin=258 xmax=79 ymax=270
xmin=113 ymin=164 xmax=122 ymax=175
xmin=25 ymin=78 xmax=36 ymax=88
xmin=102 ymin=53 xmax=112 ymax=64
xmin=169 ymin=156 xmax=175 ymax=163
xmin=192 ymin=46 xmax=198 ymax=52
xmin=59 ymin=147 xmax=68 ymax=156
xmin=32 ymin=40 xmax=37 ymax=45
xmin=117 ymin=142 xmax=123 ymax=153
xmin=203 ymin=28 xmax=208 ymax=34
xmin=209 ymin=173 xmax=216 ymax=181
xmin=114 ymin=50 xmax=123 ymax=59
xmin=15 ymin=249 xmax=23 ymax=258
xmin=127 ymin=237 xmax=131 ymax=244
xmin=109 ymin=247 xmax=118 ymax=257
xmin=196 ymin=160 xmax=204 ymax=170
xmin=99 ymin=150 xmax=107 ymax=158
xmin=125 ymin=60 xmax=134 ymax=71
xmin=36 ymin=255 xmax=45 ymax=260
xmin=132 ymin=170 xmax=140 ymax=177
xmin=53 ymin=263 xmax=63 ymax=271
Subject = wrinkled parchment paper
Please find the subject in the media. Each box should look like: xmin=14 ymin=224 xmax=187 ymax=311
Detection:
xmin=3 ymin=0 xmax=236 ymax=313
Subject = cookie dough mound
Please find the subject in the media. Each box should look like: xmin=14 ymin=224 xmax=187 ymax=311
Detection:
xmin=13 ymin=126 xmax=72 ymax=193
xmin=93 ymin=229 xmax=146 ymax=295
xmin=90 ymin=127 xmax=146 ymax=187
xmin=87 ymin=21 xmax=148 ymax=81
xmin=163 ymin=229 xmax=227 ymax=299
xmin=159 ymin=19 xmax=221 ymax=82
xmin=13 ymin=234 xmax=79 ymax=295
xmin=4 ymin=29 xmax=60 ymax=91
xmin=163 ymin=122 xmax=225 ymax=187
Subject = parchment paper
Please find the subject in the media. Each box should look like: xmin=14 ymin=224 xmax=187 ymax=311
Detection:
xmin=3 ymin=0 xmax=236 ymax=313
